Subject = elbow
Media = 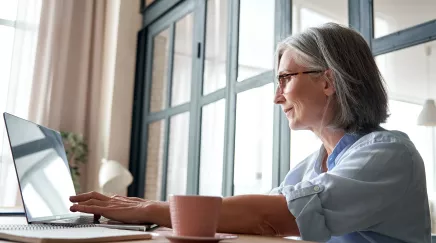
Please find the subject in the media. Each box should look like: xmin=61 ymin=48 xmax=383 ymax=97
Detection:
xmin=255 ymin=212 xmax=300 ymax=237
xmin=257 ymin=195 xmax=300 ymax=237
xmin=254 ymin=219 xmax=281 ymax=236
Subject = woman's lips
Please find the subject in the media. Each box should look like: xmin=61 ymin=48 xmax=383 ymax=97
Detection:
xmin=284 ymin=107 xmax=293 ymax=117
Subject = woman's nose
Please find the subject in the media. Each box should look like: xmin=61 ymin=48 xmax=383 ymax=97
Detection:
xmin=274 ymin=87 xmax=285 ymax=104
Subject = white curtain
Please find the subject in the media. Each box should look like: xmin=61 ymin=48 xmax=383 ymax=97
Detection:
xmin=0 ymin=0 xmax=42 ymax=208
xmin=27 ymin=0 xmax=114 ymax=194
xmin=0 ymin=0 xmax=141 ymax=209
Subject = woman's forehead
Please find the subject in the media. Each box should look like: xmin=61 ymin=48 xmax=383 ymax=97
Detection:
xmin=279 ymin=50 xmax=304 ymax=73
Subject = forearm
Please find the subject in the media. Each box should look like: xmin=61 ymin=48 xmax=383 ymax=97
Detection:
xmin=217 ymin=194 xmax=299 ymax=236
xmin=148 ymin=195 xmax=299 ymax=236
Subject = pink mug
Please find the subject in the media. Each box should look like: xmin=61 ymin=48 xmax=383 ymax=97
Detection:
xmin=169 ymin=195 xmax=223 ymax=237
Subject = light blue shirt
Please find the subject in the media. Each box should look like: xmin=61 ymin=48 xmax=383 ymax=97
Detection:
xmin=272 ymin=129 xmax=431 ymax=243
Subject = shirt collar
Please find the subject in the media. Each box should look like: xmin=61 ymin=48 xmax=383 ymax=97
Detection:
xmin=327 ymin=134 xmax=362 ymax=170
xmin=314 ymin=133 xmax=363 ymax=173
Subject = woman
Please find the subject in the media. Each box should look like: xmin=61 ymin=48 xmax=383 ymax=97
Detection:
xmin=70 ymin=23 xmax=431 ymax=242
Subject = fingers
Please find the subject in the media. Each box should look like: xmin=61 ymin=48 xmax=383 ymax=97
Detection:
xmin=78 ymin=199 xmax=109 ymax=207
xmin=130 ymin=197 xmax=148 ymax=202
xmin=111 ymin=195 xmax=146 ymax=202
xmin=70 ymin=204 xmax=107 ymax=215
xmin=70 ymin=201 xmax=151 ymax=224
xmin=70 ymin=191 xmax=110 ymax=203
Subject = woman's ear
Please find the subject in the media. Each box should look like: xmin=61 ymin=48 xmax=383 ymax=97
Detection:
xmin=323 ymin=69 xmax=335 ymax=97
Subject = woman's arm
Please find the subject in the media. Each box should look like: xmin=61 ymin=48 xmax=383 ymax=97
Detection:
xmin=218 ymin=194 xmax=299 ymax=236
xmin=70 ymin=192 xmax=299 ymax=236
xmin=148 ymin=194 xmax=299 ymax=236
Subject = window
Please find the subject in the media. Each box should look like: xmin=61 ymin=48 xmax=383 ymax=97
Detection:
xmin=203 ymin=0 xmax=228 ymax=95
xmin=134 ymin=0 xmax=436 ymax=202
xmin=290 ymin=130 xmax=321 ymax=170
xmin=171 ymin=13 xmax=194 ymax=107
xmin=166 ymin=112 xmax=190 ymax=196
xmin=199 ymin=99 xmax=225 ymax=196
xmin=374 ymin=16 xmax=389 ymax=74
xmin=237 ymin=0 xmax=275 ymax=81
xmin=144 ymin=120 xmax=165 ymax=200
xmin=0 ymin=0 xmax=42 ymax=208
xmin=149 ymin=29 xmax=170 ymax=113
xmin=373 ymin=0 xmax=436 ymax=38
xmin=376 ymin=40 xmax=436 ymax=197
xmin=292 ymin=0 xmax=348 ymax=33
xmin=374 ymin=15 xmax=390 ymax=39
xmin=234 ymin=83 xmax=274 ymax=195
xmin=381 ymin=100 xmax=435 ymax=195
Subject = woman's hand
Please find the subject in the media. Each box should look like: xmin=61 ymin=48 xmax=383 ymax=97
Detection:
xmin=69 ymin=191 xmax=170 ymax=225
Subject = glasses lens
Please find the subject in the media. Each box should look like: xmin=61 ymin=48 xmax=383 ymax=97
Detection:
xmin=277 ymin=78 xmax=283 ymax=91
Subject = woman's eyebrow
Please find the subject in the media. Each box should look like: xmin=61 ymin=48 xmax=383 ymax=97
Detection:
xmin=278 ymin=70 xmax=294 ymax=75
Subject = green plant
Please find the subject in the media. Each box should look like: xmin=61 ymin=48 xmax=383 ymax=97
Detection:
xmin=61 ymin=131 xmax=89 ymax=193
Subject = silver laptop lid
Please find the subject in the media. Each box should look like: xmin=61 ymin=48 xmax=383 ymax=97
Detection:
xmin=3 ymin=112 xmax=79 ymax=223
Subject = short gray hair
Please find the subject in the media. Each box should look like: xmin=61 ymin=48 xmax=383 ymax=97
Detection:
xmin=275 ymin=22 xmax=388 ymax=134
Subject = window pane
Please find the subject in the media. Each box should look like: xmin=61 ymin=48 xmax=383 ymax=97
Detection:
xmin=199 ymin=99 xmax=225 ymax=196
xmin=150 ymin=29 xmax=170 ymax=113
xmin=144 ymin=120 xmax=165 ymax=200
xmin=375 ymin=41 xmax=436 ymax=197
xmin=234 ymin=83 xmax=274 ymax=195
xmin=0 ymin=0 xmax=18 ymax=21
xmin=374 ymin=0 xmax=436 ymax=38
xmin=166 ymin=112 xmax=190 ymax=196
xmin=290 ymin=130 xmax=322 ymax=169
xmin=171 ymin=13 xmax=194 ymax=107
xmin=292 ymin=0 xmax=348 ymax=34
xmin=237 ymin=0 xmax=275 ymax=81
xmin=375 ymin=40 xmax=436 ymax=103
xmin=381 ymin=100 xmax=434 ymax=195
xmin=203 ymin=0 xmax=228 ymax=95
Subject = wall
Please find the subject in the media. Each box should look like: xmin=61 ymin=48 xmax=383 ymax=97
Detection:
xmin=104 ymin=0 xmax=141 ymax=196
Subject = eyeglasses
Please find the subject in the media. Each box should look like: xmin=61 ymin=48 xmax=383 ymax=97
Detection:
xmin=276 ymin=70 xmax=324 ymax=91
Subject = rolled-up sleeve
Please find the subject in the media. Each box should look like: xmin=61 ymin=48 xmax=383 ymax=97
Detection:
xmin=279 ymin=142 xmax=413 ymax=242
xmin=269 ymin=187 xmax=281 ymax=195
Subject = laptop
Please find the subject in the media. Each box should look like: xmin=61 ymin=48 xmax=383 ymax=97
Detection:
xmin=2 ymin=112 xmax=154 ymax=230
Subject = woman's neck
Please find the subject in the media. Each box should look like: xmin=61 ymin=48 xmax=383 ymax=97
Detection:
xmin=313 ymin=127 xmax=346 ymax=156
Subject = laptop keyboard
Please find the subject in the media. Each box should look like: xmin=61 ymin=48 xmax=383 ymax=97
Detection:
xmin=49 ymin=216 xmax=98 ymax=225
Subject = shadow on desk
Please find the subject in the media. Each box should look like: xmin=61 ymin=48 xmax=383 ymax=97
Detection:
xmin=0 ymin=216 xmax=312 ymax=243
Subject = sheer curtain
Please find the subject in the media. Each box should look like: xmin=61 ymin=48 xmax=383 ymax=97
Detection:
xmin=27 ymin=0 xmax=118 ymax=194
xmin=0 ymin=0 xmax=128 ymax=208
xmin=0 ymin=0 xmax=42 ymax=208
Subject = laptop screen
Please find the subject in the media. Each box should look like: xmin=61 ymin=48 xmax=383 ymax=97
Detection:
xmin=3 ymin=113 xmax=77 ymax=222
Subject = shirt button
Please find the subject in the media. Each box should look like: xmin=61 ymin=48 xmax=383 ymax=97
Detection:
xmin=314 ymin=186 xmax=320 ymax=192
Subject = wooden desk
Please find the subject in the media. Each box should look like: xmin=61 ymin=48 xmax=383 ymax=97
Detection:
xmin=0 ymin=216 xmax=310 ymax=243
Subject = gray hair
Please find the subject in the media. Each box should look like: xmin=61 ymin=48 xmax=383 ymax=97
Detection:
xmin=275 ymin=22 xmax=388 ymax=134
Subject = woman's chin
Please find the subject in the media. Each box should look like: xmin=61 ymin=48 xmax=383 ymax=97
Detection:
xmin=288 ymin=119 xmax=307 ymax=131
xmin=288 ymin=120 xmax=300 ymax=130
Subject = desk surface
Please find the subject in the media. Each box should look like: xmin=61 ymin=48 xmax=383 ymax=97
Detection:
xmin=0 ymin=216 xmax=311 ymax=243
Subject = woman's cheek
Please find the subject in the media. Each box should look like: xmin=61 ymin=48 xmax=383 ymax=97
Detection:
xmin=283 ymin=83 xmax=296 ymax=97
xmin=283 ymin=85 xmax=292 ymax=95
xmin=284 ymin=86 xmax=299 ymax=103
